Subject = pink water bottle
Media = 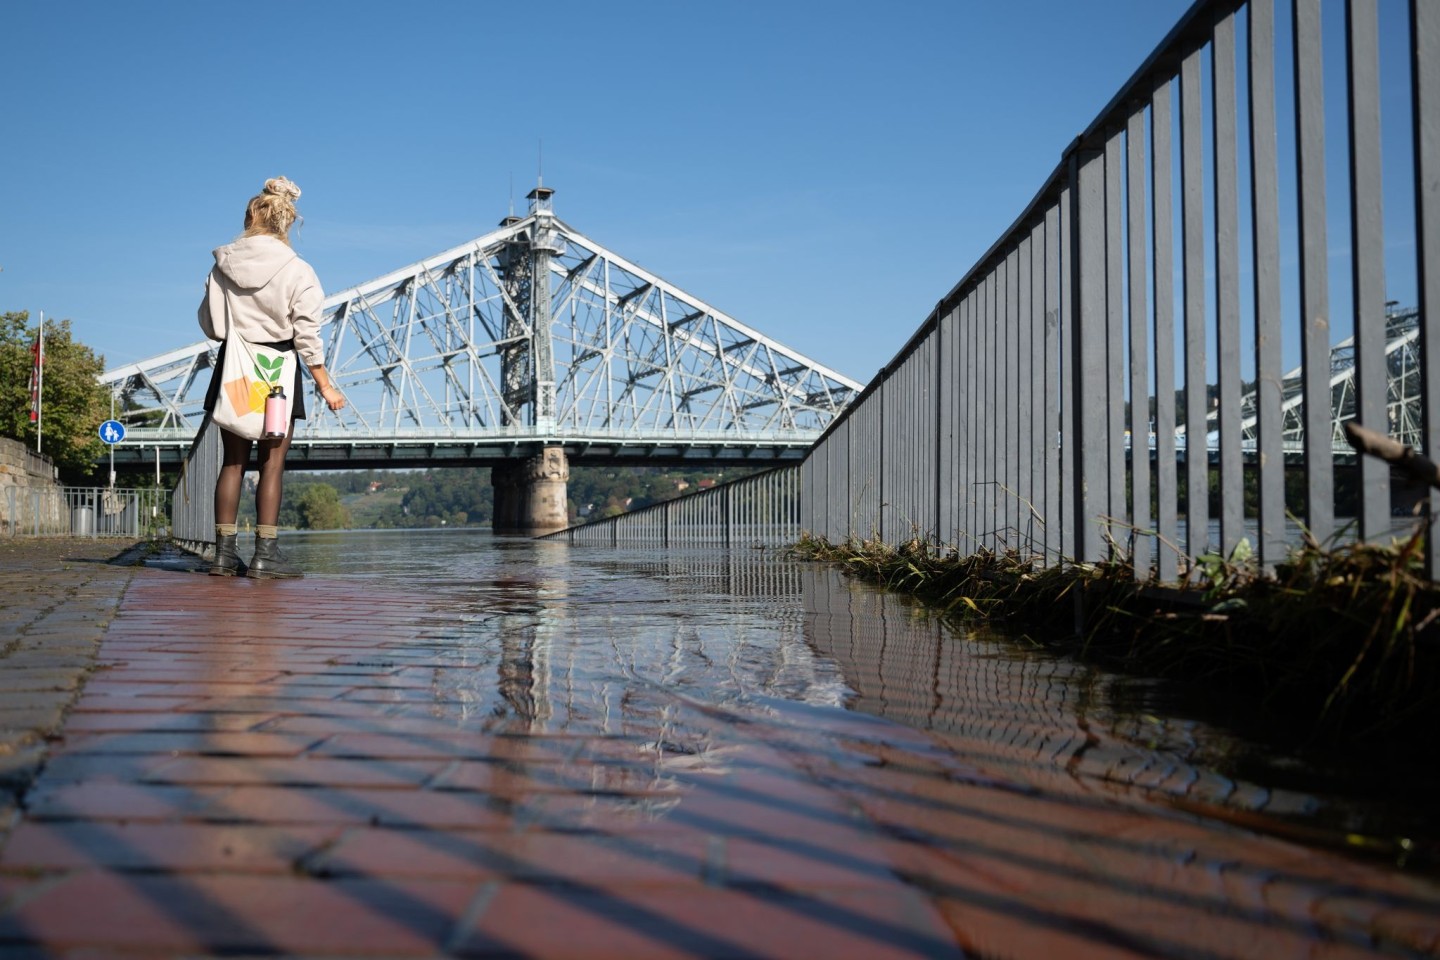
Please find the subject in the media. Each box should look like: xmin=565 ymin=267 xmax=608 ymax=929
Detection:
xmin=263 ymin=385 xmax=288 ymax=438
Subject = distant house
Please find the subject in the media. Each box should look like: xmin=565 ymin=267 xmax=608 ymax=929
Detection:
xmin=697 ymin=479 xmax=717 ymax=490
xmin=674 ymin=480 xmax=690 ymax=492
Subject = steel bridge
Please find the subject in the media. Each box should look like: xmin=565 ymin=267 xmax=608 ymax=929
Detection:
xmin=1174 ymin=304 xmax=1422 ymax=459
xmin=101 ymin=187 xmax=861 ymax=471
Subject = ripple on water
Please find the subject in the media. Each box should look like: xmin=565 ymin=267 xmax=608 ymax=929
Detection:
xmin=267 ymin=527 xmax=1435 ymax=868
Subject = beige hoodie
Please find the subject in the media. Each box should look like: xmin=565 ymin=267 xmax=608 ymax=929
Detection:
xmin=198 ymin=235 xmax=325 ymax=367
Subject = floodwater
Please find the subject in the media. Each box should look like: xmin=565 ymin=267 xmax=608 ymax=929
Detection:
xmin=264 ymin=527 xmax=1436 ymax=872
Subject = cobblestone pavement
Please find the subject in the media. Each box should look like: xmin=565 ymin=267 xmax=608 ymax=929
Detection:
xmin=0 ymin=550 xmax=1437 ymax=958
xmin=0 ymin=538 xmax=144 ymax=842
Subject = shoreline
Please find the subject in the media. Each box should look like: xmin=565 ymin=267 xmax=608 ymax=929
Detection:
xmin=788 ymin=532 xmax=1440 ymax=748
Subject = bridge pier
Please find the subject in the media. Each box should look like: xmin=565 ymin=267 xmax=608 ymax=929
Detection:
xmin=492 ymin=447 xmax=570 ymax=535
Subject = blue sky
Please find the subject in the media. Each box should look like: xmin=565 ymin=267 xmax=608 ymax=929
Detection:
xmin=3 ymin=0 xmax=1421 ymax=389
xmin=1 ymin=0 xmax=1203 ymax=383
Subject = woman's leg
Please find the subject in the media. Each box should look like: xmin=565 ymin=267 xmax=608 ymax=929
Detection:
xmin=253 ymin=424 xmax=295 ymax=526
xmin=248 ymin=423 xmax=302 ymax=578
xmin=214 ymin=428 xmax=253 ymax=525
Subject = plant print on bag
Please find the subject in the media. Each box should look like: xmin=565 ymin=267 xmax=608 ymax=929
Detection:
xmin=221 ymin=351 xmax=286 ymax=417
xmin=251 ymin=352 xmax=285 ymax=412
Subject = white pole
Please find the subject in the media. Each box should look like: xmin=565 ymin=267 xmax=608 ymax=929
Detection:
xmin=109 ymin=390 xmax=116 ymax=488
xmin=35 ymin=311 xmax=43 ymax=455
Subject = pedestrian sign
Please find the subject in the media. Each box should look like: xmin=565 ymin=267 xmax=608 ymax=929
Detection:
xmin=98 ymin=420 xmax=126 ymax=445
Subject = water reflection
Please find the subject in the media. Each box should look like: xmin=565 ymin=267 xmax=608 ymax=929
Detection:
xmin=798 ymin=568 xmax=1302 ymax=810
xmin=267 ymin=528 xmax=1429 ymax=856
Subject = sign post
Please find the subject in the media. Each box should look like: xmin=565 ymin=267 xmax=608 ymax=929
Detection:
xmin=98 ymin=419 xmax=125 ymax=488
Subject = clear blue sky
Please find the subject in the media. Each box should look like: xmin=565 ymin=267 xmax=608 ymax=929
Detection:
xmin=5 ymin=0 xmax=1237 ymax=383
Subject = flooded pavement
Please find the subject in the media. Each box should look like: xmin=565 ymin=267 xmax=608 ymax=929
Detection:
xmin=0 ymin=528 xmax=1437 ymax=957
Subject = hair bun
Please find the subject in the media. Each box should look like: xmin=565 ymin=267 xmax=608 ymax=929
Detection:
xmin=263 ymin=176 xmax=302 ymax=202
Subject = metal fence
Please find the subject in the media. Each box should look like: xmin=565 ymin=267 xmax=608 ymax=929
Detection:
xmin=802 ymin=0 xmax=1440 ymax=579
xmin=538 ymin=466 xmax=800 ymax=547
xmin=171 ymin=416 xmax=222 ymax=554
xmin=2 ymin=485 xmax=168 ymax=538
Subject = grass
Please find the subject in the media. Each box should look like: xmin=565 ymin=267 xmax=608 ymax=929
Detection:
xmin=789 ymin=526 xmax=1440 ymax=744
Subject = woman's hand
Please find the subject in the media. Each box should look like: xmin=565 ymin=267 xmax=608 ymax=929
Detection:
xmin=308 ymin=364 xmax=346 ymax=412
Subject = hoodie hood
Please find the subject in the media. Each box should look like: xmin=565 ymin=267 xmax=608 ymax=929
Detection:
xmin=212 ymin=235 xmax=297 ymax=290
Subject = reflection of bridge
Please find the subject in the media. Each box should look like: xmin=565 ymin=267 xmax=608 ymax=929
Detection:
xmin=102 ymin=187 xmax=861 ymax=475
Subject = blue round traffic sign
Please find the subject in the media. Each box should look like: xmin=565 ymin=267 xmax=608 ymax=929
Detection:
xmin=98 ymin=420 xmax=126 ymax=444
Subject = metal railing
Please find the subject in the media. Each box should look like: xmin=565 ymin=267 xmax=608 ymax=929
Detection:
xmin=538 ymin=466 xmax=800 ymax=547
xmin=802 ymin=0 xmax=1440 ymax=578
xmin=171 ymin=416 xmax=222 ymax=552
xmin=2 ymin=485 xmax=168 ymax=538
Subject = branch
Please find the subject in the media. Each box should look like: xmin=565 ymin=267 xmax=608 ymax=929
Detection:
xmin=1342 ymin=421 xmax=1440 ymax=490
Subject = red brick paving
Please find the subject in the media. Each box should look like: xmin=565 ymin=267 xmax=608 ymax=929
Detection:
xmin=0 ymin=571 xmax=1437 ymax=958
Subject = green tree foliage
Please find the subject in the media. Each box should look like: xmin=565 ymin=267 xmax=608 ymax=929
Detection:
xmin=379 ymin=467 xmax=492 ymax=528
xmin=0 ymin=312 xmax=110 ymax=475
xmin=235 ymin=465 xmax=757 ymax=530
xmin=294 ymin=483 xmax=352 ymax=530
xmin=566 ymin=466 xmax=754 ymax=520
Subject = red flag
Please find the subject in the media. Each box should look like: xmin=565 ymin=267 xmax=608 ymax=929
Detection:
xmin=27 ymin=333 xmax=42 ymax=423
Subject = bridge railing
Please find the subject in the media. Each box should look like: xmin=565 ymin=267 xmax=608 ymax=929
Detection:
xmin=802 ymin=0 xmax=1440 ymax=578
xmin=119 ymin=425 xmax=826 ymax=444
xmin=3 ymin=485 xmax=168 ymax=539
xmin=537 ymin=466 xmax=800 ymax=548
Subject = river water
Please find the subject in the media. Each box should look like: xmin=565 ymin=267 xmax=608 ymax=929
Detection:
xmin=249 ymin=527 xmax=1434 ymax=871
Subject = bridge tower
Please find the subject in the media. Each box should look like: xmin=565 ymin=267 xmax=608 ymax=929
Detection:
xmin=492 ymin=185 xmax=569 ymax=533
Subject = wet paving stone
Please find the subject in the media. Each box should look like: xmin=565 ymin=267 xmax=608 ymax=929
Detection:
xmin=0 ymin=539 xmax=141 ymax=845
xmin=0 ymin=531 xmax=1437 ymax=957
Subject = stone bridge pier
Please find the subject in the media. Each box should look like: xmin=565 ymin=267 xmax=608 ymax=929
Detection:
xmin=491 ymin=446 xmax=570 ymax=535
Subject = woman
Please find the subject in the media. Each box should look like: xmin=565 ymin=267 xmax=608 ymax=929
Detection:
xmin=198 ymin=176 xmax=345 ymax=579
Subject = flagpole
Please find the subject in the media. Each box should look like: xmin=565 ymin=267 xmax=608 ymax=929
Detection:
xmin=36 ymin=311 xmax=43 ymax=456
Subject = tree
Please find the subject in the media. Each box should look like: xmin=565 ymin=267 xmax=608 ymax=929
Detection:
xmin=0 ymin=312 xmax=110 ymax=475
xmin=295 ymin=483 xmax=351 ymax=530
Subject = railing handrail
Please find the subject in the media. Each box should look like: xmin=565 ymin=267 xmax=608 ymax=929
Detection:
xmin=2 ymin=484 xmax=169 ymax=539
xmin=538 ymin=464 xmax=800 ymax=547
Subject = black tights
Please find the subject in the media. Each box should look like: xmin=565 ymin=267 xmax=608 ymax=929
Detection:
xmin=214 ymin=424 xmax=294 ymax=527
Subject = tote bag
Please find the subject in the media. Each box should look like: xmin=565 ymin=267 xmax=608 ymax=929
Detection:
xmin=211 ymin=293 xmax=298 ymax=440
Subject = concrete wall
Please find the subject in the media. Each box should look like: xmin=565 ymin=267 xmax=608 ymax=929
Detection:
xmin=0 ymin=437 xmax=65 ymax=535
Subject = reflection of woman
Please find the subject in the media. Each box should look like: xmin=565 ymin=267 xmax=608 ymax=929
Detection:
xmin=197 ymin=177 xmax=346 ymax=579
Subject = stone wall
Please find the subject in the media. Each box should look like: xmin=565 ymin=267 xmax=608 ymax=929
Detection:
xmin=0 ymin=437 xmax=65 ymax=535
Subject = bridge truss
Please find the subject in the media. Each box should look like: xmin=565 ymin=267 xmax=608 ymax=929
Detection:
xmin=103 ymin=189 xmax=861 ymax=467
xmin=1180 ymin=305 xmax=1421 ymax=458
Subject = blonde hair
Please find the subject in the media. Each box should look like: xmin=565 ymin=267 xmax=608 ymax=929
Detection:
xmin=242 ymin=176 xmax=302 ymax=245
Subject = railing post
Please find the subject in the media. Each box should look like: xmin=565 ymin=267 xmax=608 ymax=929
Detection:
xmin=1058 ymin=180 xmax=1076 ymax=566
xmin=1126 ymin=101 xmax=1151 ymax=580
xmin=1070 ymin=148 xmax=1109 ymax=564
xmin=1151 ymin=79 xmax=1180 ymax=582
xmin=1415 ymin=0 xmax=1440 ymax=576
xmin=1251 ymin=0 xmax=1285 ymax=572
xmin=1181 ymin=41 xmax=1210 ymax=559
xmin=1294 ymin=0 xmax=1334 ymax=545
xmin=1214 ymin=10 xmax=1244 ymax=558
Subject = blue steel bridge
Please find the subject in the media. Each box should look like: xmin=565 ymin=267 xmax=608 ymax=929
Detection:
xmin=100 ymin=187 xmax=862 ymax=472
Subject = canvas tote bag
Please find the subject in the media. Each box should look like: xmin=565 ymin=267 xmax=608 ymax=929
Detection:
xmin=210 ymin=290 xmax=298 ymax=440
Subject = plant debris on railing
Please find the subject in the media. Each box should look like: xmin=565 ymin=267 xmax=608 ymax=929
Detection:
xmin=790 ymin=527 xmax=1440 ymax=743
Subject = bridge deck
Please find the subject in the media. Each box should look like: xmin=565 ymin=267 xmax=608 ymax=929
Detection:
xmin=0 ymin=540 xmax=1435 ymax=957
xmin=107 ymin=434 xmax=814 ymax=471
